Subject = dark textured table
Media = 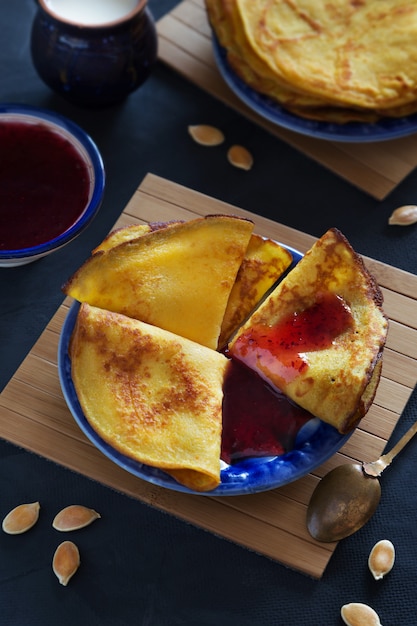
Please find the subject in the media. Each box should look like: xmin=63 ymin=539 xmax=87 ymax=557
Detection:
xmin=1 ymin=2 xmax=416 ymax=624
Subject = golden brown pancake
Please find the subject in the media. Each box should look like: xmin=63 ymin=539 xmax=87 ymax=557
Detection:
xmin=206 ymin=0 xmax=326 ymax=107
xmin=93 ymin=223 xmax=152 ymax=253
xmin=206 ymin=0 xmax=417 ymax=122
xmin=229 ymin=228 xmax=388 ymax=434
xmin=93 ymin=221 xmax=184 ymax=253
xmin=236 ymin=0 xmax=417 ymax=110
xmin=92 ymin=222 xmax=291 ymax=350
xmin=70 ymin=303 xmax=230 ymax=492
xmin=218 ymin=233 xmax=292 ymax=348
xmin=63 ymin=215 xmax=254 ymax=349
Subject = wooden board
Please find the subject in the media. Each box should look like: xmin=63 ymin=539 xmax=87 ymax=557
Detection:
xmin=1 ymin=173 xmax=416 ymax=578
xmin=156 ymin=0 xmax=417 ymax=200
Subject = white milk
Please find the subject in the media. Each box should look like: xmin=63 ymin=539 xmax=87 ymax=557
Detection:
xmin=44 ymin=0 xmax=140 ymax=26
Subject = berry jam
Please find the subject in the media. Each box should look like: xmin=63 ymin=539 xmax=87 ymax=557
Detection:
xmin=223 ymin=292 xmax=354 ymax=463
xmin=0 ymin=120 xmax=91 ymax=251
xmin=221 ymin=358 xmax=312 ymax=464
xmin=231 ymin=292 xmax=354 ymax=386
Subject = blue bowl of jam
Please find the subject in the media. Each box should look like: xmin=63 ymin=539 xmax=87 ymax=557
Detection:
xmin=0 ymin=103 xmax=105 ymax=267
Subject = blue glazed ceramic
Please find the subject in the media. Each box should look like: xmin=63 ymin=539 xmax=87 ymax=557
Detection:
xmin=30 ymin=0 xmax=157 ymax=107
xmin=58 ymin=244 xmax=352 ymax=496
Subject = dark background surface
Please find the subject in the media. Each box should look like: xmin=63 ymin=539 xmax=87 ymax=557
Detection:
xmin=1 ymin=2 xmax=416 ymax=624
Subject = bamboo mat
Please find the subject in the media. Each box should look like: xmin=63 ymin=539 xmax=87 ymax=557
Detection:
xmin=156 ymin=0 xmax=417 ymax=200
xmin=1 ymin=173 xmax=417 ymax=578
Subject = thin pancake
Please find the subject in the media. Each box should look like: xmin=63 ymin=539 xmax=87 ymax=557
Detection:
xmin=206 ymin=0 xmax=328 ymax=107
xmin=70 ymin=304 xmax=230 ymax=492
xmin=229 ymin=228 xmax=388 ymax=434
xmin=236 ymin=0 xmax=417 ymax=110
xmin=218 ymin=233 xmax=292 ymax=348
xmin=63 ymin=215 xmax=254 ymax=349
xmin=206 ymin=0 xmax=417 ymax=122
xmin=92 ymin=221 xmax=184 ymax=253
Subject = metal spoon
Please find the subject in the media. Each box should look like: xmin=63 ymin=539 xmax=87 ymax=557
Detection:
xmin=306 ymin=418 xmax=417 ymax=542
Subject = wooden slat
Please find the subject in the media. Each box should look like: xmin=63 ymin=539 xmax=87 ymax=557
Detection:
xmin=156 ymin=0 xmax=417 ymax=199
xmin=381 ymin=349 xmax=417 ymax=388
xmin=0 ymin=173 xmax=416 ymax=579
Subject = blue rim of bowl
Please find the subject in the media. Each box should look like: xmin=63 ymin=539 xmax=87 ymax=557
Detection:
xmin=58 ymin=242 xmax=352 ymax=496
xmin=0 ymin=103 xmax=105 ymax=260
xmin=212 ymin=35 xmax=417 ymax=143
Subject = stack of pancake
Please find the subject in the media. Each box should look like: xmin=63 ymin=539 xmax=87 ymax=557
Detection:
xmin=205 ymin=0 xmax=417 ymax=123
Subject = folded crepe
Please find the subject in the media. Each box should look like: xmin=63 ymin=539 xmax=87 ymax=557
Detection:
xmin=70 ymin=303 xmax=230 ymax=492
xmin=92 ymin=221 xmax=184 ymax=253
xmin=90 ymin=223 xmax=292 ymax=350
xmin=218 ymin=233 xmax=293 ymax=348
xmin=63 ymin=215 xmax=254 ymax=350
xmin=229 ymin=228 xmax=388 ymax=434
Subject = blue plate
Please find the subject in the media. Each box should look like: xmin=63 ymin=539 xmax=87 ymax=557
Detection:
xmin=58 ymin=243 xmax=351 ymax=495
xmin=212 ymin=36 xmax=417 ymax=143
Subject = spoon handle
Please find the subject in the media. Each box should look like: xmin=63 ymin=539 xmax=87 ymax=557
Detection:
xmin=363 ymin=418 xmax=417 ymax=477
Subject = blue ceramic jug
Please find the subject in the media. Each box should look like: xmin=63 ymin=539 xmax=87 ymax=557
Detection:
xmin=30 ymin=0 xmax=158 ymax=107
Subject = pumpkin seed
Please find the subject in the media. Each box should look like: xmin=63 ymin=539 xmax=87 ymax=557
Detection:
xmin=52 ymin=505 xmax=101 ymax=532
xmin=341 ymin=602 xmax=382 ymax=626
xmin=227 ymin=145 xmax=253 ymax=170
xmin=388 ymin=205 xmax=417 ymax=226
xmin=188 ymin=125 xmax=225 ymax=146
xmin=53 ymin=540 xmax=80 ymax=586
xmin=368 ymin=539 xmax=395 ymax=580
xmin=2 ymin=501 xmax=40 ymax=535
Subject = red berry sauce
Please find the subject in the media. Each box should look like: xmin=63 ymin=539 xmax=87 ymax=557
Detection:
xmin=223 ymin=292 xmax=354 ymax=463
xmin=0 ymin=120 xmax=91 ymax=251
xmin=221 ymin=358 xmax=312 ymax=464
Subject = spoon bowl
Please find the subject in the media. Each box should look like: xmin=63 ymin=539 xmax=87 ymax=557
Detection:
xmin=306 ymin=463 xmax=381 ymax=542
xmin=306 ymin=417 xmax=417 ymax=542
